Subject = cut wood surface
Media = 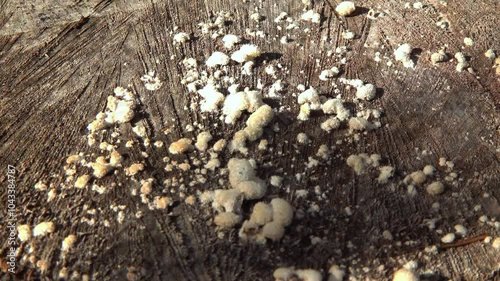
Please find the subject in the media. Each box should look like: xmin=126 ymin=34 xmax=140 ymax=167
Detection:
xmin=0 ymin=0 xmax=499 ymax=280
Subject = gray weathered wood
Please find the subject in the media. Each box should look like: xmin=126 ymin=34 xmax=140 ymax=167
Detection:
xmin=1 ymin=0 xmax=499 ymax=280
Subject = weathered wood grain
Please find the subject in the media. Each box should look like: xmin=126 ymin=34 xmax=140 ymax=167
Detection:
xmin=1 ymin=0 xmax=499 ymax=280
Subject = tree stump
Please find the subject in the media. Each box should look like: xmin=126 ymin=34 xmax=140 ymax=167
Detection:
xmin=1 ymin=0 xmax=499 ymax=280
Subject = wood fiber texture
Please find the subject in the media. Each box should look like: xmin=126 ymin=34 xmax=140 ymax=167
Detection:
xmin=0 ymin=0 xmax=499 ymax=280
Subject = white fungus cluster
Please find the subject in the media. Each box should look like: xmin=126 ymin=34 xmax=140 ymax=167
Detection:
xmin=169 ymin=138 xmax=194 ymax=154
xmin=426 ymin=181 xmax=445 ymax=195
xmin=33 ymin=221 xmax=56 ymax=237
xmin=378 ymin=166 xmax=395 ymax=183
xmin=339 ymin=78 xmax=377 ymax=101
xmin=463 ymin=37 xmax=474 ymax=46
xmin=320 ymin=118 xmax=341 ymax=132
xmin=328 ymin=265 xmax=345 ymax=281
xmin=61 ymin=234 xmax=77 ymax=253
xmin=223 ymin=87 xmax=264 ymax=124
xmin=392 ymin=267 xmax=418 ymax=281
xmin=173 ymin=32 xmax=190 ymax=44
xmin=75 ymin=174 xmax=91 ymax=188
xmin=346 ymin=153 xmax=381 ymax=175
xmin=297 ymin=103 xmax=311 ymax=121
xmin=197 ymin=82 xmax=225 ymax=112
xmin=321 ymin=98 xmax=351 ymax=120
xmin=198 ymin=11 xmax=233 ymax=37
xmin=341 ymin=30 xmax=355 ymax=40
xmin=222 ymin=34 xmax=241 ymax=49
xmin=300 ymin=10 xmax=321 ymax=23
xmin=206 ymin=51 xmax=230 ymax=67
xmin=335 ymin=1 xmax=356 ymax=16
xmin=87 ymin=87 xmax=136 ymax=133
xmin=17 ymin=224 xmax=31 ymax=242
xmin=240 ymin=198 xmax=294 ymax=243
xmin=319 ymin=67 xmax=340 ymax=81
xmin=348 ymin=116 xmax=378 ymax=132
xmin=297 ymin=132 xmax=310 ymax=144
xmin=394 ymin=43 xmax=415 ymax=68
xmin=355 ymin=83 xmax=377 ymax=101
xmin=431 ymin=49 xmax=448 ymax=64
xmin=268 ymin=79 xmax=285 ymax=99
xmin=484 ymin=49 xmax=496 ymax=60
xmin=454 ymin=52 xmax=469 ymax=72
xmin=274 ymin=12 xmax=288 ymax=23
xmin=140 ymin=71 xmax=163 ymax=91
xmin=297 ymin=87 xmax=322 ymax=121
xmin=273 ymin=267 xmax=322 ymax=281
xmin=230 ymin=104 xmax=274 ymax=154
xmin=89 ymin=151 xmax=123 ymax=179
xmin=203 ymin=158 xmax=269 ymax=229
xmin=195 ymin=131 xmax=213 ymax=151
xmin=231 ymin=44 xmax=262 ymax=63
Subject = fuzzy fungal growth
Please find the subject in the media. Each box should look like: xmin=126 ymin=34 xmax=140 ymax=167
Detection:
xmin=249 ymin=202 xmax=273 ymax=226
xmin=431 ymin=50 xmax=448 ymax=64
xmin=409 ymin=170 xmax=426 ymax=185
xmin=214 ymin=212 xmax=242 ymax=229
xmin=321 ymin=117 xmax=341 ymax=132
xmin=195 ymin=131 xmax=213 ymax=151
xmin=298 ymin=87 xmax=321 ymax=110
xmin=222 ymin=34 xmax=241 ymax=49
xmin=140 ymin=71 xmax=163 ymax=91
xmin=394 ymin=43 xmax=415 ymax=68
xmin=346 ymin=153 xmax=381 ymax=175
xmin=297 ymin=103 xmax=311 ymax=121
xmin=206 ymin=51 xmax=230 ymax=67
xmin=348 ymin=117 xmax=378 ymax=131
xmin=61 ymin=234 xmax=77 ymax=253
xmin=228 ymin=158 xmax=258 ymax=187
xmin=454 ymin=224 xmax=468 ymax=236
xmin=321 ymin=98 xmax=351 ymax=121
xmin=270 ymin=198 xmax=294 ymax=226
xmin=484 ymin=49 xmax=496 ymax=59
xmin=125 ymin=163 xmax=144 ymax=176
xmin=423 ymin=165 xmax=435 ymax=176
xmin=230 ymin=104 xmax=274 ymax=153
xmin=338 ymin=78 xmax=377 ymax=101
xmin=492 ymin=237 xmax=500 ymax=249
xmin=262 ymin=221 xmax=286 ymax=241
xmin=328 ymin=265 xmax=345 ymax=281
xmin=33 ymin=221 xmax=55 ymax=237
xmin=355 ymin=83 xmax=377 ymax=101
xmin=169 ymin=138 xmax=194 ymax=154
xmin=426 ymin=181 xmax=445 ymax=195
xmin=441 ymin=233 xmax=456 ymax=243
xmin=378 ymin=166 xmax=395 ymax=183
xmin=392 ymin=268 xmax=418 ymax=281
xmin=213 ymin=189 xmax=244 ymax=213
xmin=240 ymin=198 xmax=293 ymax=243
xmin=273 ymin=267 xmax=322 ymax=281
xmin=206 ymin=158 xmax=272 ymax=233
xmin=231 ymin=44 xmax=261 ymax=63
xmin=335 ymin=1 xmax=356 ymax=16
xmin=173 ymin=32 xmax=190 ymax=44
xmin=17 ymin=224 xmax=31 ymax=242
xmin=197 ymin=83 xmax=225 ymax=112
xmin=223 ymin=89 xmax=264 ymax=124
xmin=319 ymin=67 xmax=340 ymax=81
xmin=300 ymin=10 xmax=321 ymax=23
xmin=87 ymin=87 xmax=136 ymax=133
xmin=89 ymin=157 xmax=111 ymax=178
xmin=454 ymin=52 xmax=469 ymax=72
xmin=75 ymin=175 xmax=91 ymax=189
